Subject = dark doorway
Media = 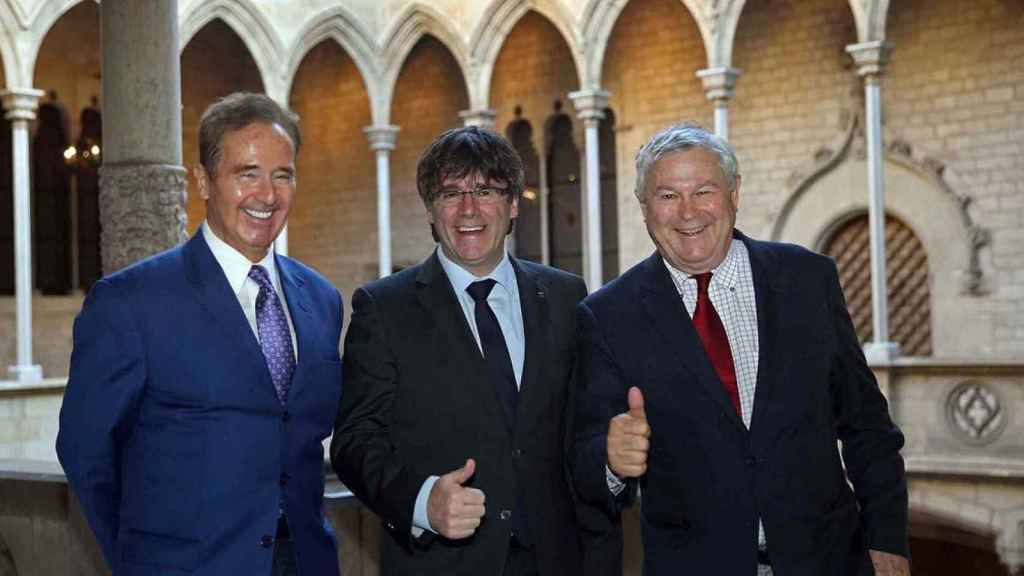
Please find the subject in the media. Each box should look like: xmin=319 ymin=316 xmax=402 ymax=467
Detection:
xmin=507 ymin=107 xmax=542 ymax=263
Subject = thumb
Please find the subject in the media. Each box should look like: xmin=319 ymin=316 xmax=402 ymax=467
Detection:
xmin=627 ymin=386 xmax=646 ymax=419
xmin=447 ymin=458 xmax=476 ymax=485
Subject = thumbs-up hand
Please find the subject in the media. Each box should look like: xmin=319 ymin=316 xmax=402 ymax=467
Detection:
xmin=607 ymin=387 xmax=651 ymax=478
xmin=427 ymin=458 xmax=487 ymax=539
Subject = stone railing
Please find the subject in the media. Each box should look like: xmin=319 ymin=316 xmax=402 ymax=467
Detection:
xmin=872 ymin=359 xmax=1024 ymax=574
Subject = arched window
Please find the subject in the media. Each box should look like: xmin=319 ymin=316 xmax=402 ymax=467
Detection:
xmin=546 ymin=100 xmax=581 ymax=275
xmin=506 ymin=107 xmax=542 ymax=264
xmin=821 ymin=213 xmax=933 ymax=356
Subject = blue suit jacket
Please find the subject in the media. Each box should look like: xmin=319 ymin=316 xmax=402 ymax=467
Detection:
xmin=57 ymin=233 xmax=343 ymax=576
xmin=572 ymin=232 xmax=908 ymax=576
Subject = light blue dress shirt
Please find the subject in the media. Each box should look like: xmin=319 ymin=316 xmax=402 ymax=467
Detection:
xmin=411 ymin=246 xmax=526 ymax=535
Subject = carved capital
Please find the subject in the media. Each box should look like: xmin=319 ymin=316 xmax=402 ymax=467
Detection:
xmin=568 ymin=89 xmax=611 ymax=123
xmin=845 ymin=41 xmax=891 ymax=79
xmin=0 ymin=88 xmax=45 ymax=122
xmin=363 ymin=125 xmax=400 ymax=151
xmin=696 ymin=67 xmax=742 ymax=102
xmin=99 ymin=163 xmax=188 ymax=274
xmin=458 ymin=108 xmax=497 ymax=129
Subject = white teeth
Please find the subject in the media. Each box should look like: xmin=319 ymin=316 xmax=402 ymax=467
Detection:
xmin=458 ymin=226 xmax=484 ymax=232
xmin=680 ymin=226 xmax=707 ymax=237
xmin=244 ymin=208 xmax=272 ymax=220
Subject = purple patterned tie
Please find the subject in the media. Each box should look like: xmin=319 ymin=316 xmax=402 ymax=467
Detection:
xmin=249 ymin=265 xmax=296 ymax=405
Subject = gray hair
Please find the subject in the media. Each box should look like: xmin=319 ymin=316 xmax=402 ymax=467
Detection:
xmin=633 ymin=122 xmax=739 ymax=200
xmin=199 ymin=92 xmax=301 ymax=175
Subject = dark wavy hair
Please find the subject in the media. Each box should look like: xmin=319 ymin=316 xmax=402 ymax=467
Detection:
xmin=416 ymin=126 xmax=525 ymax=205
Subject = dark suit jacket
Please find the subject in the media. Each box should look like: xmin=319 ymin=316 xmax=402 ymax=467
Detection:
xmin=331 ymin=252 xmax=588 ymax=575
xmin=57 ymin=233 xmax=344 ymax=576
xmin=572 ymin=231 xmax=908 ymax=576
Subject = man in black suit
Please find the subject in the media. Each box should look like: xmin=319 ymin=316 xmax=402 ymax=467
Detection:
xmin=571 ymin=123 xmax=910 ymax=575
xmin=332 ymin=126 xmax=587 ymax=575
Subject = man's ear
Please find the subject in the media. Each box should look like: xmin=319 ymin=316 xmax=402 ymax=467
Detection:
xmin=193 ymin=165 xmax=210 ymax=200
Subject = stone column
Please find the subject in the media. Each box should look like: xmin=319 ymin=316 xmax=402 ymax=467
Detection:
xmin=364 ymin=125 xmax=399 ymax=278
xmin=1 ymin=89 xmax=44 ymax=382
xmin=846 ymin=41 xmax=899 ymax=363
xmin=100 ymin=0 xmax=186 ymax=274
xmin=696 ymin=67 xmax=741 ymax=141
xmin=459 ymin=108 xmax=497 ymax=130
xmin=569 ymin=89 xmax=610 ymax=292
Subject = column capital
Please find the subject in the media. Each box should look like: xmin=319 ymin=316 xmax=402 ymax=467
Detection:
xmin=0 ymin=88 xmax=45 ymax=121
xmin=568 ymin=89 xmax=611 ymax=123
xmin=845 ymin=41 xmax=891 ymax=79
xmin=696 ymin=67 xmax=742 ymax=103
xmin=458 ymin=108 xmax=497 ymax=129
xmin=364 ymin=124 xmax=400 ymax=151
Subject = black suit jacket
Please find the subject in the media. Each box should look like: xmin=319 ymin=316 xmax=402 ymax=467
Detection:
xmin=572 ymin=232 xmax=908 ymax=576
xmin=332 ymin=252 xmax=588 ymax=575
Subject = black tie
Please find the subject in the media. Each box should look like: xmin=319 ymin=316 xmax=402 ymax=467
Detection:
xmin=466 ymin=279 xmax=518 ymax=428
xmin=466 ymin=279 xmax=530 ymax=545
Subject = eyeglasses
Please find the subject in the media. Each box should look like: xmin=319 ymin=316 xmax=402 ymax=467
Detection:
xmin=432 ymin=186 xmax=509 ymax=207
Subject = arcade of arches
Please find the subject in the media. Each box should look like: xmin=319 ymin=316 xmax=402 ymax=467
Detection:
xmin=0 ymin=0 xmax=1022 ymax=574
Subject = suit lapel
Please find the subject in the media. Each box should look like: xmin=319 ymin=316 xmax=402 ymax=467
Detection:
xmin=511 ymin=258 xmax=547 ymax=432
xmin=277 ymin=254 xmax=315 ymax=402
xmin=182 ymin=233 xmax=277 ymax=404
xmin=741 ymin=233 xmax=786 ymax=437
xmin=638 ymin=252 xmax=746 ymax=431
xmin=415 ymin=253 xmax=511 ymax=434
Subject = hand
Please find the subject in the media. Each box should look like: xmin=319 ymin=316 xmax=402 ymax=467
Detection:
xmin=869 ymin=549 xmax=911 ymax=575
xmin=606 ymin=387 xmax=651 ymax=478
xmin=427 ymin=458 xmax=486 ymax=539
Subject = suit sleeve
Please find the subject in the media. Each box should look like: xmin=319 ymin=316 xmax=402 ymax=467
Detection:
xmin=826 ymin=261 xmax=909 ymax=557
xmin=331 ymin=287 xmax=427 ymax=550
xmin=56 ymin=278 xmax=146 ymax=566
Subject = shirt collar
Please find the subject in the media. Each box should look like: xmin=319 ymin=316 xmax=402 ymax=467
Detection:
xmin=436 ymin=245 xmax=515 ymax=296
xmin=664 ymin=237 xmax=744 ymax=293
xmin=202 ymin=221 xmax=278 ymax=295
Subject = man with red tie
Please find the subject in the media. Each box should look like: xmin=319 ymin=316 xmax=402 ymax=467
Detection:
xmin=570 ymin=123 xmax=910 ymax=575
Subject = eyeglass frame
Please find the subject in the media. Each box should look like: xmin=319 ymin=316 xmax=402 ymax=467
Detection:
xmin=430 ymin=185 xmax=512 ymax=207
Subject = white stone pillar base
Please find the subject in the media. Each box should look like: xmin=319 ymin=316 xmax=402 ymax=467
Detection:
xmin=863 ymin=341 xmax=901 ymax=365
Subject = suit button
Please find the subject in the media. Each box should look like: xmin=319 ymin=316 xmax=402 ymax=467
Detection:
xmin=745 ymin=457 xmax=757 ymax=467
xmin=281 ymin=411 xmax=290 ymax=422
xmin=279 ymin=473 xmax=290 ymax=487
xmin=499 ymin=509 xmax=512 ymax=520
xmin=259 ymin=535 xmax=274 ymax=548
xmin=513 ymin=448 xmax=524 ymax=457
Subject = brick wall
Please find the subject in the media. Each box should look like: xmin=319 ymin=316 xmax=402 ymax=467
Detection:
xmin=181 ymin=19 xmax=265 ymax=232
xmin=389 ymin=36 xmax=469 ymax=271
xmin=730 ymin=0 xmax=861 ymax=238
xmin=884 ymin=0 xmax=1024 ymax=357
xmin=601 ymin=0 xmax=713 ymax=271
xmin=288 ymin=40 xmax=375 ymax=306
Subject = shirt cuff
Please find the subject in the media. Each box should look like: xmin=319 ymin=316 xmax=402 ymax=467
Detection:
xmin=605 ymin=464 xmax=626 ymax=495
xmin=412 ymin=475 xmax=440 ymax=536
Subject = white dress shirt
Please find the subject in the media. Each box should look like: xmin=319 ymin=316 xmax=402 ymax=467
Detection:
xmin=411 ymin=246 xmax=526 ymax=536
xmin=202 ymin=222 xmax=298 ymax=360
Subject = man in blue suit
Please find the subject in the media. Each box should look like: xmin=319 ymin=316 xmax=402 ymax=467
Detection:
xmin=57 ymin=93 xmax=343 ymax=576
xmin=571 ymin=123 xmax=910 ymax=575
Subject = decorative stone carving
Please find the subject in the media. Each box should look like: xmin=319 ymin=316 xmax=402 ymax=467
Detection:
xmin=99 ymin=163 xmax=188 ymax=274
xmin=884 ymin=139 xmax=991 ymax=295
xmin=776 ymin=111 xmax=990 ymax=295
xmin=946 ymin=381 xmax=1006 ymax=445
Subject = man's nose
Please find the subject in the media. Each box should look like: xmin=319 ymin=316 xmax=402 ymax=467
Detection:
xmin=458 ymin=191 xmax=478 ymax=214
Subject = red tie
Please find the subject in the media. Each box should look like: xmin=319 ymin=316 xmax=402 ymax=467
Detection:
xmin=692 ymin=272 xmax=741 ymax=416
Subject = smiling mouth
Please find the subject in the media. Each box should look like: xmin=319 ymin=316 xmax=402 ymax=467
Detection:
xmin=679 ymin=225 xmax=708 ymax=237
xmin=457 ymin=225 xmax=485 ymax=233
xmin=243 ymin=207 xmax=273 ymax=221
